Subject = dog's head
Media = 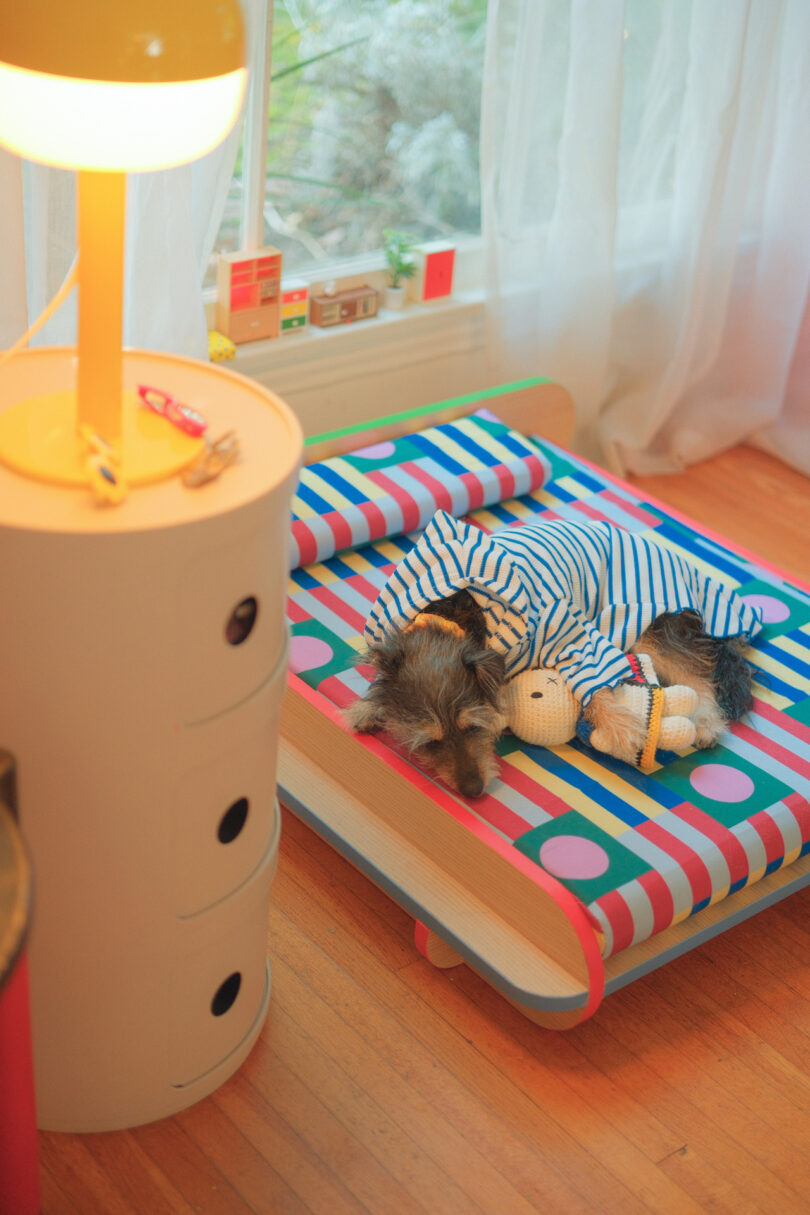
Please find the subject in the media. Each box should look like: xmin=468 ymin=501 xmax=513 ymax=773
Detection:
xmin=345 ymin=617 xmax=507 ymax=798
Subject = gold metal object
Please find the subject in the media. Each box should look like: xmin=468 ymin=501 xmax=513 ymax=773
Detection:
xmin=182 ymin=430 xmax=240 ymax=487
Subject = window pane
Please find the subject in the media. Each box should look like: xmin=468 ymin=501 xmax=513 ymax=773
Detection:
xmin=213 ymin=0 xmax=487 ymax=279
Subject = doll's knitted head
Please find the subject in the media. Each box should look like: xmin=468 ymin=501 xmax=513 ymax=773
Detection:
xmin=502 ymin=668 xmax=580 ymax=746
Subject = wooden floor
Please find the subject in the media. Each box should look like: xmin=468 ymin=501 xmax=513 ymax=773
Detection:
xmin=39 ymin=445 xmax=810 ymax=1214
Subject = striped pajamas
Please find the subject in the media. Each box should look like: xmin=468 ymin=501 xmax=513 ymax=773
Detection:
xmin=364 ymin=510 xmax=763 ymax=705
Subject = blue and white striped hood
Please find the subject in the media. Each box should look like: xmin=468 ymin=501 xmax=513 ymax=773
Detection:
xmin=364 ymin=510 xmax=763 ymax=704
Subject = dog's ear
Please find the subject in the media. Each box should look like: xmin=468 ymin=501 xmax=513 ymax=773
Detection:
xmin=465 ymin=647 xmax=506 ymax=704
xmin=366 ymin=636 xmax=406 ymax=678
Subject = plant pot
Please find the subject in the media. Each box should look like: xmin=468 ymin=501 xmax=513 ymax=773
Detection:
xmin=384 ymin=285 xmax=407 ymax=310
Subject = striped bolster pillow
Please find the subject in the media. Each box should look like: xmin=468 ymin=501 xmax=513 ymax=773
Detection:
xmin=289 ymin=408 xmax=552 ymax=570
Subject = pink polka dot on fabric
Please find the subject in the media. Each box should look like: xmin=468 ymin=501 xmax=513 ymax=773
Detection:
xmin=741 ymin=593 xmax=790 ymax=624
xmin=289 ymin=635 xmax=334 ymax=673
xmin=351 ymin=440 xmax=397 ymax=460
xmin=689 ymin=763 xmax=755 ymax=803
xmin=539 ymin=835 xmax=610 ymax=881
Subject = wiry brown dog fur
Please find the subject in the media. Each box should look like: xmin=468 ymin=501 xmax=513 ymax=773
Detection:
xmin=346 ymin=592 xmax=507 ymax=797
xmin=347 ymin=594 xmax=754 ymax=798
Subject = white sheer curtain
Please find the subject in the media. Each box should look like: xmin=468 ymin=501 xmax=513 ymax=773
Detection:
xmin=0 ymin=131 xmax=241 ymax=360
xmin=481 ymin=0 xmax=810 ymax=477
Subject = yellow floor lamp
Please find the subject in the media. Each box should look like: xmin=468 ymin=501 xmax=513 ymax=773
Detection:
xmin=0 ymin=1 xmax=302 ymax=1133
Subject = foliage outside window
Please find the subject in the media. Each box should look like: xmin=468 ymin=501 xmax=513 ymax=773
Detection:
xmin=211 ymin=0 xmax=487 ymax=282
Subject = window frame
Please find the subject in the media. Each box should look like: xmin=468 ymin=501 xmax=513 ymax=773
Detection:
xmin=207 ymin=1 xmax=490 ymax=439
xmin=240 ymin=0 xmax=274 ymax=251
xmin=219 ymin=0 xmax=487 ymax=298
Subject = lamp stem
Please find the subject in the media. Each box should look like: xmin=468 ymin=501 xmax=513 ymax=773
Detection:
xmin=77 ymin=171 xmax=125 ymax=443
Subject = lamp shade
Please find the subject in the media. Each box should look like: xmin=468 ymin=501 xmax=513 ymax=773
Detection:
xmin=0 ymin=0 xmax=246 ymax=171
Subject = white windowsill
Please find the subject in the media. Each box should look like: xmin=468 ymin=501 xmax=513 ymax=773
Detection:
xmin=204 ymin=236 xmax=492 ymax=433
xmin=210 ymin=250 xmax=493 ymax=437
xmin=230 ymin=288 xmax=487 ymax=389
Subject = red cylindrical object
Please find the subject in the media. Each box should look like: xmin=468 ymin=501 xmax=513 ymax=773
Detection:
xmin=0 ymin=951 xmax=40 ymax=1215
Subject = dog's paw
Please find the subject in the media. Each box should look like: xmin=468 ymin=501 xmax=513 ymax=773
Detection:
xmin=344 ymin=695 xmax=383 ymax=733
xmin=584 ymin=686 xmax=648 ymax=762
xmin=692 ymin=703 xmax=728 ymax=749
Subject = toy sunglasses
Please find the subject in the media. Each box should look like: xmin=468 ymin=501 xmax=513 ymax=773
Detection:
xmin=137 ymin=384 xmax=208 ymax=438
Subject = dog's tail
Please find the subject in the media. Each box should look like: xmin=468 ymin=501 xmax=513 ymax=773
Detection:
xmin=641 ymin=609 xmax=755 ymax=723
xmin=712 ymin=636 xmax=755 ymax=722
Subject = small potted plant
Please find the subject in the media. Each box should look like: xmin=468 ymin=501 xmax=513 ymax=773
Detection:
xmin=382 ymin=228 xmax=417 ymax=309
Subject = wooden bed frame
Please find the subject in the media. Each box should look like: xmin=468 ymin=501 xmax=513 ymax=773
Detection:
xmin=277 ymin=379 xmax=810 ymax=1028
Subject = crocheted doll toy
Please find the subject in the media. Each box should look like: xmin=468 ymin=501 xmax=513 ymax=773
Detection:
xmin=503 ymin=653 xmax=699 ymax=771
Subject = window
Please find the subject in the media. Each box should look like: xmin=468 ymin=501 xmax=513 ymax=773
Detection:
xmin=207 ymin=0 xmax=487 ymax=287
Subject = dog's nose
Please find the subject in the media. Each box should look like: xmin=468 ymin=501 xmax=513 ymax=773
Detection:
xmin=459 ymin=774 xmax=485 ymax=798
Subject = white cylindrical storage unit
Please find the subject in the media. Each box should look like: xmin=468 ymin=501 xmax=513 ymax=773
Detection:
xmin=0 ymin=348 xmax=302 ymax=1131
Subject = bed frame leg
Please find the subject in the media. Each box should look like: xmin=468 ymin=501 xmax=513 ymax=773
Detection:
xmin=414 ymin=921 xmax=463 ymax=968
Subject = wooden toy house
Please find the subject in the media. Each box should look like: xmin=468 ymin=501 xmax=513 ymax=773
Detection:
xmin=216 ymin=247 xmax=283 ymax=344
xmin=309 ymin=285 xmax=379 ymax=328
xmin=281 ymin=280 xmax=309 ymax=334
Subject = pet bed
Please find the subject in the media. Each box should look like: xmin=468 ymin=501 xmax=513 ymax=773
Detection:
xmin=278 ymin=380 xmax=810 ymax=1027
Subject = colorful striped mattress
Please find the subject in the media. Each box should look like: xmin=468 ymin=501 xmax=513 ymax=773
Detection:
xmin=285 ymin=410 xmax=810 ymax=958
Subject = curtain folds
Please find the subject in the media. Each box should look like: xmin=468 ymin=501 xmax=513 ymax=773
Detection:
xmin=0 ymin=127 xmax=241 ymax=362
xmin=482 ymin=0 xmax=810 ymax=477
